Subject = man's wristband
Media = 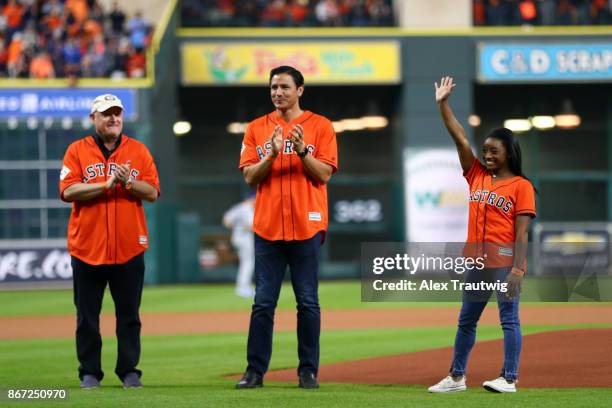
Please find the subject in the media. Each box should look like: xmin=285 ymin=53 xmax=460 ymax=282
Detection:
xmin=297 ymin=148 xmax=309 ymax=158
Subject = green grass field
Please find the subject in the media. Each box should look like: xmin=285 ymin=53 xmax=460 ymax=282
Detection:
xmin=1 ymin=281 xmax=611 ymax=407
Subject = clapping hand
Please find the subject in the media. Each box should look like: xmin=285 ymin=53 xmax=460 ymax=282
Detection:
xmin=290 ymin=124 xmax=305 ymax=154
xmin=114 ymin=160 xmax=131 ymax=187
xmin=269 ymin=126 xmax=282 ymax=158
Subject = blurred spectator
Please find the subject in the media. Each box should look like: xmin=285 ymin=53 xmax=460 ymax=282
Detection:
xmin=366 ymin=0 xmax=393 ymax=25
xmin=556 ymin=0 xmax=575 ymax=24
xmin=181 ymin=0 xmax=396 ymax=27
xmin=476 ymin=0 xmax=612 ymax=25
xmin=109 ymin=1 xmax=125 ymax=34
xmin=474 ymin=0 xmax=487 ymax=25
xmin=30 ymin=50 xmax=55 ymax=78
xmin=126 ymin=45 xmax=146 ymax=78
xmin=538 ymin=0 xmax=556 ymax=24
xmin=3 ymin=0 xmax=25 ymax=40
xmin=7 ymin=31 xmax=23 ymax=76
xmin=0 ymin=1 xmax=154 ymax=79
xmin=41 ymin=0 xmax=63 ymax=16
xmin=65 ymin=0 xmax=88 ymax=25
xmin=127 ymin=10 xmax=148 ymax=50
xmin=519 ymin=0 xmax=538 ymax=23
xmin=261 ymin=0 xmax=286 ymax=26
xmin=62 ymin=36 xmax=81 ymax=76
xmin=316 ymin=0 xmax=342 ymax=26
xmin=288 ymin=0 xmax=311 ymax=26
xmin=0 ymin=41 xmax=8 ymax=75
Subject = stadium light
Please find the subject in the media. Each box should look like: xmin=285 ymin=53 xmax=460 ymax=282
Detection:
xmin=555 ymin=99 xmax=581 ymax=129
xmin=503 ymin=119 xmax=531 ymax=133
xmin=226 ymin=122 xmax=248 ymax=134
xmin=26 ymin=117 xmax=38 ymax=130
xmin=530 ymin=116 xmax=555 ymax=130
xmin=468 ymin=114 xmax=481 ymax=127
xmin=61 ymin=117 xmax=73 ymax=130
xmin=361 ymin=116 xmax=388 ymax=129
xmin=7 ymin=117 xmax=18 ymax=130
xmin=43 ymin=117 xmax=54 ymax=129
xmin=554 ymin=114 xmax=581 ymax=129
xmin=332 ymin=121 xmax=345 ymax=133
xmin=339 ymin=118 xmax=365 ymax=131
xmin=81 ymin=117 xmax=92 ymax=129
xmin=173 ymin=121 xmax=192 ymax=136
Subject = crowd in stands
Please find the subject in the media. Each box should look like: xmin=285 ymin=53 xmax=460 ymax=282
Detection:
xmin=0 ymin=0 xmax=154 ymax=79
xmin=181 ymin=0 xmax=395 ymax=27
xmin=474 ymin=0 xmax=612 ymax=25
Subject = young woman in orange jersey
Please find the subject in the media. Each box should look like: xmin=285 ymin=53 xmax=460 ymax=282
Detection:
xmin=428 ymin=76 xmax=536 ymax=394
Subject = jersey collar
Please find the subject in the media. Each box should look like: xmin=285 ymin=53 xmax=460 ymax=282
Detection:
xmin=486 ymin=172 xmax=521 ymax=190
xmin=87 ymin=133 xmax=129 ymax=161
xmin=269 ymin=110 xmax=313 ymax=126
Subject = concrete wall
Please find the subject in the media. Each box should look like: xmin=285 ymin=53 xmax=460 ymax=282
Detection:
xmin=400 ymin=36 xmax=474 ymax=148
xmin=98 ymin=0 xmax=168 ymax=27
xmin=395 ymin=0 xmax=472 ymax=28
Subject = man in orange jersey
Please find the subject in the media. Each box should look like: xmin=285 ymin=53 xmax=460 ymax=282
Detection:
xmin=59 ymin=94 xmax=160 ymax=389
xmin=236 ymin=66 xmax=338 ymax=390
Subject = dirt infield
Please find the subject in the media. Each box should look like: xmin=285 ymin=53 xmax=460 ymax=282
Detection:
xmin=2 ymin=304 xmax=612 ymax=340
xmin=4 ymin=305 xmax=611 ymax=388
xmin=266 ymin=329 xmax=612 ymax=388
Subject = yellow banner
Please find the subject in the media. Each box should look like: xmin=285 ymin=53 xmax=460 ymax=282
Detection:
xmin=181 ymin=41 xmax=400 ymax=85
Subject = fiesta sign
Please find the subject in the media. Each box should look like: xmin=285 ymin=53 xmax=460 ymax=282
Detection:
xmin=181 ymin=41 xmax=401 ymax=85
xmin=478 ymin=42 xmax=612 ymax=82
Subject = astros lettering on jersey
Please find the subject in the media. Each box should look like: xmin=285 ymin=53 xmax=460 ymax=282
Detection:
xmin=60 ymin=135 xmax=160 ymax=265
xmin=239 ymin=111 xmax=338 ymax=241
xmin=464 ymin=158 xmax=536 ymax=267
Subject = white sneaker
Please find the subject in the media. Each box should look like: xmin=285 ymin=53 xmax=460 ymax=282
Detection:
xmin=428 ymin=375 xmax=467 ymax=393
xmin=483 ymin=377 xmax=517 ymax=393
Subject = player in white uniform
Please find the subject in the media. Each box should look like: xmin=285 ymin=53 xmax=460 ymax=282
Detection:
xmin=223 ymin=193 xmax=256 ymax=298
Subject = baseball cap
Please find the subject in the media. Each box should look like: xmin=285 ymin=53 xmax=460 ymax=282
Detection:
xmin=90 ymin=94 xmax=124 ymax=114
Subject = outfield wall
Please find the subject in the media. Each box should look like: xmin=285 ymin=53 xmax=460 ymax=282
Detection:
xmin=175 ymin=27 xmax=612 ymax=282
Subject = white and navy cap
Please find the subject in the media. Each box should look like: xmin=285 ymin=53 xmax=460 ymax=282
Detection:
xmin=90 ymin=94 xmax=124 ymax=114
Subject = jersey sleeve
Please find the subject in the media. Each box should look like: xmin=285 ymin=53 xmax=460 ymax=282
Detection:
xmin=239 ymin=123 xmax=260 ymax=170
xmin=463 ymin=157 xmax=486 ymax=187
xmin=314 ymin=118 xmax=338 ymax=173
xmin=59 ymin=142 xmax=83 ymax=202
xmin=515 ymin=179 xmax=536 ymax=218
xmin=139 ymin=146 xmax=161 ymax=195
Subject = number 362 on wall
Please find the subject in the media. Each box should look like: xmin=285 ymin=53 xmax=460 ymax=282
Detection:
xmin=334 ymin=200 xmax=383 ymax=223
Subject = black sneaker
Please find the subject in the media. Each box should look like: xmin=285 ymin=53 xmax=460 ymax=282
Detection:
xmin=235 ymin=370 xmax=263 ymax=389
xmin=80 ymin=375 xmax=100 ymax=389
xmin=122 ymin=372 xmax=142 ymax=389
xmin=298 ymin=372 xmax=319 ymax=389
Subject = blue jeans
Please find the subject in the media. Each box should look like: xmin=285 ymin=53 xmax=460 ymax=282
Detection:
xmin=246 ymin=232 xmax=322 ymax=376
xmin=450 ymin=267 xmax=521 ymax=381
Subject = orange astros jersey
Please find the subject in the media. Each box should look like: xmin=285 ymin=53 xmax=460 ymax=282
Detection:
xmin=464 ymin=158 xmax=536 ymax=267
xmin=59 ymin=135 xmax=160 ymax=265
xmin=239 ymin=110 xmax=338 ymax=241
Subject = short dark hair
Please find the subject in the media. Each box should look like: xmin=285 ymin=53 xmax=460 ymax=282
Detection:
xmin=269 ymin=66 xmax=304 ymax=88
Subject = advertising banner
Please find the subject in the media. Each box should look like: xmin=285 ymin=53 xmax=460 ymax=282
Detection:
xmin=478 ymin=42 xmax=612 ymax=82
xmin=404 ymin=149 xmax=469 ymax=242
xmin=0 ymin=89 xmax=137 ymax=119
xmin=0 ymin=240 xmax=72 ymax=287
xmin=181 ymin=41 xmax=401 ymax=85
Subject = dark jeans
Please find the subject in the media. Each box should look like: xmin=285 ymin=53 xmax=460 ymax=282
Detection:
xmin=450 ymin=267 xmax=521 ymax=381
xmin=246 ymin=232 xmax=322 ymax=376
xmin=72 ymin=253 xmax=145 ymax=381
